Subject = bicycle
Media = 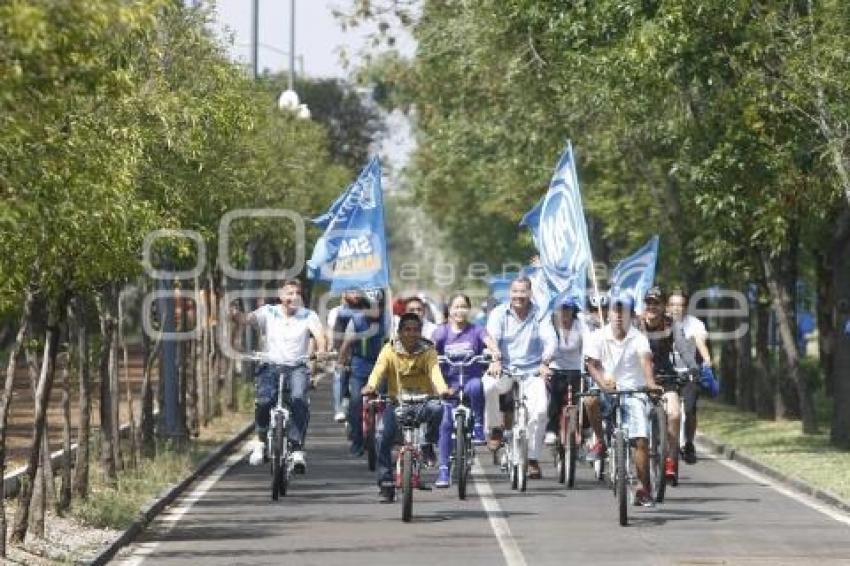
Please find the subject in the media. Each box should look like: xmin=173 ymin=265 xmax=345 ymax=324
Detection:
xmin=497 ymin=368 xmax=537 ymax=493
xmin=654 ymin=367 xmax=698 ymax=488
xmin=251 ymin=351 xmax=336 ymax=502
xmin=438 ymin=353 xmax=490 ymax=500
xmin=391 ymin=392 xmax=441 ymax=522
xmin=580 ymin=386 xmax=660 ymax=526
xmin=550 ymin=370 xmax=585 ymax=488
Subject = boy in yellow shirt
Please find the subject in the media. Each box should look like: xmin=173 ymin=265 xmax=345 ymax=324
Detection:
xmin=362 ymin=313 xmax=452 ymax=500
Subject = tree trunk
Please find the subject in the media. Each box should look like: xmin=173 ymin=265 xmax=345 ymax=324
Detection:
xmin=208 ymin=274 xmax=220 ymax=419
xmin=119 ymin=290 xmax=137 ymax=468
xmin=10 ymin=317 xmax=60 ymax=544
xmin=72 ymin=297 xmax=91 ymax=499
xmin=57 ymin=345 xmax=72 ymax=513
xmin=23 ymin=341 xmax=55 ymax=539
xmin=830 ymin=207 xmax=850 ymax=447
xmin=96 ymin=292 xmax=117 ymax=485
xmin=754 ymin=292 xmax=774 ymax=419
xmin=183 ymin=296 xmax=199 ymax=437
xmin=762 ymin=252 xmax=818 ymax=433
xmin=0 ymin=289 xmax=34 ymax=557
xmin=138 ymin=329 xmax=160 ymax=460
xmin=194 ymin=277 xmax=207 ymax=428
xmin=110 ymin=302 xmax=122 ymax=471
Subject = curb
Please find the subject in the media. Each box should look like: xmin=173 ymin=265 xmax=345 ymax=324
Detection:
xmin=695 ymin=432 xmax=850 ymax=516
xmin=82 ymin=421 xmax=254 ymax=566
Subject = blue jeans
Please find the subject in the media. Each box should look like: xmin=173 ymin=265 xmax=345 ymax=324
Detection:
xmin=377 ymin=399 xmax=443 ymax=486
xmin=438 ymin=377 xmax=484 ymax=468
xmin=346 ymin=357 xmax=375 ymax=453
xmin=255 ymin=363 xmax=310 ymax=448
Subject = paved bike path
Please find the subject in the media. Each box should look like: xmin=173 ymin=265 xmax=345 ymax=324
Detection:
xmin=118 ymin=381 xmax=850 ymax=565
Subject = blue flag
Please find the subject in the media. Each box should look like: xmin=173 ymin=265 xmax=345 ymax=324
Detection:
xmin=307 ymin=157 xmax=390 ymax=292
xmin=520 ymin=142 xmax=592 ymax=315
xmin=610 ymin=235 xmax=659 ymax=313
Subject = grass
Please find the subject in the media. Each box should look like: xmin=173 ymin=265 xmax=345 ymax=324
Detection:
xmin=71 ymin=385 xmax=253 ymax=530
xmin=698 ymin=399 xmax=850 ymax=501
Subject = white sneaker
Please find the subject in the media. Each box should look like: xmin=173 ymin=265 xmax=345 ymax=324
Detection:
xmin=334 ymin=411 xmax=347 ymax=423
xmin=544 ymin=431 xmax=557 ymax=446
xmin=292 ymin=450 xmax=307 ymax=474
xmin=248 ymin=440 xmax=265 ymax=466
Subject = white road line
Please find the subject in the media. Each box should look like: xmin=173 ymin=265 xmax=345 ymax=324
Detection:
xmin=119 ymin=444 xmax=249 ymax=566
xmin=699 ymin=446 xmax=850 ymax=528
xmin=472 ymin=455 xmax=528 ymax=566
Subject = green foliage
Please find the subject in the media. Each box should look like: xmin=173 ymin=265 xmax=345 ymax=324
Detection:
xmin=0 ymin=1 xmax=354 ymax=313
xmin=348 ymin=0 xmax=849 ymax=293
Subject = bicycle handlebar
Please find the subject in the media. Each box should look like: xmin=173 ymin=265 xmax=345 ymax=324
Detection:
xmin=437 ymin=354 xmax=493 ymax=367
xmin=246 ymin=351 xmax=338 ymax=363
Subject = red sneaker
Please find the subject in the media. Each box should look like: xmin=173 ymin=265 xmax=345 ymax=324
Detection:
xmin=586 ymin=440 xmax=607 ymax=462
xmin=664 ymin=457 xmax=677 ymax=480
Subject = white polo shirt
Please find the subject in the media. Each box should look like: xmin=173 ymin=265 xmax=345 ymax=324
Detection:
xmin=584 ymin=324 xmax=651 ymax=390
xmin=250 ymin=305 xmax=321 ymax=365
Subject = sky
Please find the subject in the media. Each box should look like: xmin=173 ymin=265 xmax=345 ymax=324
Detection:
xmin=208 ymin=0 xmax=415 ymax=80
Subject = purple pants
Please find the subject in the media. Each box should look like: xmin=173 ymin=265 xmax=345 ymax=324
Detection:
xmin=438 ymin=377 xmax=484 ymax=467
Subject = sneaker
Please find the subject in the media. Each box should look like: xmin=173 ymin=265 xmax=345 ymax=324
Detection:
xmin=664 ymin=457 xmax=677 ymax=481
xmin=248 ymin=440 xmax=265 ymax=466
xmin=334 ymin=410 xmax=347 ymax=423
xmin=473 ymin=424 xmax=486 ymax=446
xmin=488 ymin=428 xmax=504 ymax=451
xmin=586 ymin=440 xmax=606 ymax=462
xmin=434 ymin=466 xmax=450 ymax=488
xmin=528 ymin=459 xmax=542 ymax=479
xmin=683 ymin=442 xmax=697 ymax=464
xmin=292 ymin=450 xmax=307 ymax=474
xmin=634 ymin=487 xmax=654 ymax=507
xmin=544 ymin=431 xmax=557 ymax=446
xmin=379 ymin=485 xmax=395 ymax=503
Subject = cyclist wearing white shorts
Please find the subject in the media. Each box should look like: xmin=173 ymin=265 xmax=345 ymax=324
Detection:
xmin=484 ymin=276 xmax=556 ymax=480
xmin=585 ymin=292 xmax=661 ymax=507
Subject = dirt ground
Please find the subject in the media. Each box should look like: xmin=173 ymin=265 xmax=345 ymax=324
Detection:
xmin=3 ymin=344 xmax=156 ymax=470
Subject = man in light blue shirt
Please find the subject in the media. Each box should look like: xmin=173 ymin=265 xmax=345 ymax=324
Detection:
xmin=484 ymin=276 xmax=557 ymax=479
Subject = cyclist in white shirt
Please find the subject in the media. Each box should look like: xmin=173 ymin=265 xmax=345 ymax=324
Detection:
xmin=232 ymin=279 xmax=327 ymax=472
xmin=585 ymin=292 xmax=661 ymax=507
xmin=485 ymin=276 xmax=557 ymax=480
xmin=544 ymin=297 xmax=586 ymax=446
xmin=667 ymin=288 xmax=715 ymax=464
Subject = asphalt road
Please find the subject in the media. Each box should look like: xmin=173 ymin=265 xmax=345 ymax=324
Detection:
xmin=117 ymin=381 xmax=850 ymax=566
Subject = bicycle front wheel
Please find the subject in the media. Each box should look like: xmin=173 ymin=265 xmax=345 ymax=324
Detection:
xmin=517 ymin=432 xmax=528 ymax=493
xmin=271 ymin=426 xmax=284 ymax=501
xmin=456 ymin=413 xmax=468 ymax=500
xmin=615 ymin=429 xmax=627 ymax=526
xmin=652 ymin=406 xmax=667 ymax=503
xmin=401 ymin=450 xmax=413 ymax=523
xmin=566 ymin=407 xmax=578 ymax=488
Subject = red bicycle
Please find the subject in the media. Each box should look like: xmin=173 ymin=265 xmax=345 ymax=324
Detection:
xmin=551 ymin=370 xmax=585 ymax=487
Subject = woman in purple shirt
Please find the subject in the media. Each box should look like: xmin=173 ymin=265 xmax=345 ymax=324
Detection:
xmin=432 ymin=293 xmax=499 ymax=487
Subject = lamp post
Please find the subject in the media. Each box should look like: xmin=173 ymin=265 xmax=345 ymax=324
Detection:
xmin=277 ymin=0 xmax=308 ymax=118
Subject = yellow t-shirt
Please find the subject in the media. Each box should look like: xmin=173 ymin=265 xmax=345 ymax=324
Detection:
xmin=366 ymin=339 xmax=448 ymax=399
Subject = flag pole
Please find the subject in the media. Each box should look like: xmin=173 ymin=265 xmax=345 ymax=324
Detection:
xmin=568 ymin=140 xmax=607 ymax=329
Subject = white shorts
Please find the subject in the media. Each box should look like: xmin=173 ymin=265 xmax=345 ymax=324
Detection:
xmin=621 ymin=394 xmax=650 ymax=439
